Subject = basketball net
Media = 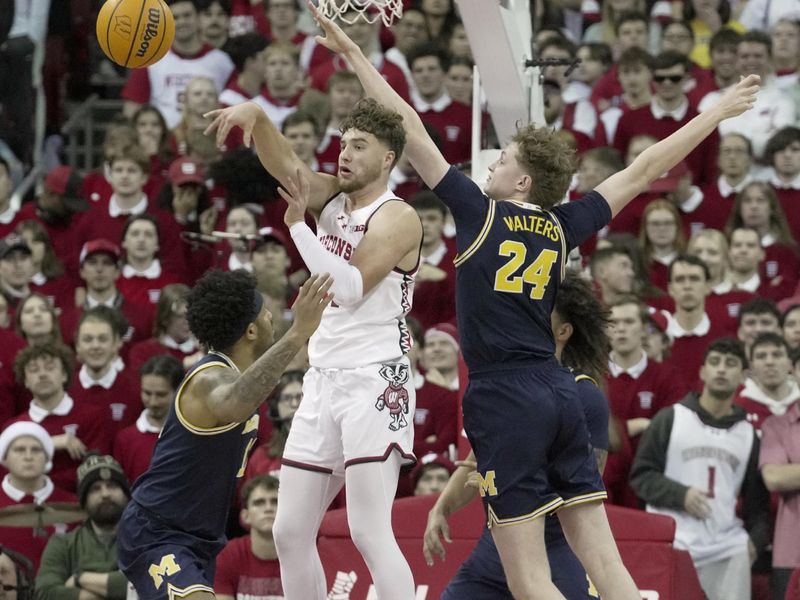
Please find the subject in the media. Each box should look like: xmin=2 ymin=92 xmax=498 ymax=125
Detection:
xmin=315 ymin=0 xmax=403 ymax=26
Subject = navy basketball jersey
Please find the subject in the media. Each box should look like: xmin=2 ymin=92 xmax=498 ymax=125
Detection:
xmin=454 ymin=198 xmax=567 ymax=370
xmin=131 ymin=352 xmax=259 ymax=543
xmin=433 ymin=166 xmax=611 ymax=372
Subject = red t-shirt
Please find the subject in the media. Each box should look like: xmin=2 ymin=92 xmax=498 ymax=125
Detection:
xmin=734 ymin=394 xmax=777 ymax=432
xmin=774 ymin=186 xmax=800 ymax=244
xmin=68 ymin=367 xmax=140 ymax=432
xmin=409 ymin=242 xmax=457 ymax=330
xmin=414 ymin=96 xmax=472 ymax=165
xmin=74 ymin=196 xmax=187 ymax=278
xmin=413 ymin=379 xmax=458 ymax=457
xmin=116 ymin=264 xmax=183 ymax=314
xmin=113 ymin=419 xmax=158 ymax=485
xmin=214 ymin=535 xmax=283 ymax=599
xmin=310 ymin=54 xmax=409 ymax=102
xmin=661 ymin=309 xmax=730 ymax=400
xmin=614 ymin=103 xmax=718 ymax=186
xmin=127 ymin=338 xmax=198 ymax=379
xmin=4 ymin=398 xmax=113 ymax=491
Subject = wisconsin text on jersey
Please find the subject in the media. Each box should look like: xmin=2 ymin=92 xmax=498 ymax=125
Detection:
xmin=319 ymin=234 xmax=354 ymax=260
xmin=502 ymin=213 xmax=561 ymax=243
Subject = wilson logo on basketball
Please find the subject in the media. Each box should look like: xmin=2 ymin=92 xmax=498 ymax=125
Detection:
xmin=136 ymin=8 xmax=161 ymax=58
xmin=113 ymin=15 xmax=132 ymax=40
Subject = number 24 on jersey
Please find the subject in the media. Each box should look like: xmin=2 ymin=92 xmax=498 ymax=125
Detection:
xmin=493 ymin=241 xmax=559 ymax=300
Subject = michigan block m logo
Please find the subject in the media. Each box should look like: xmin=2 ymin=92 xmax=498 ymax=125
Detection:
xmin=148 ymin=554 xmax=181 ymax=589
xmin=476 ymin=470 xmax=498 ymax=497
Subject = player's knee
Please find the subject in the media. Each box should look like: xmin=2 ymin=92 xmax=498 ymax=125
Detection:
xmin=347 ymin=515 xmax=389 ymax=557
xmin=273 ymin=511 xmax=314 ymax=551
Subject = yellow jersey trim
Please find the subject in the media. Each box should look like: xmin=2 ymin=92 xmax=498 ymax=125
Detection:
xmin=166 ymin=583 xmax=214 ymax=600
xmin=574 ymin=374 xmax=599 ymax=387
xmin=486 ymin=496 xmax=564 ymax=528
xmin=556 ymin=491 xmax=609 ymax=511
xmin=174 ymin=361 xmax=241 ymax=435
xmin=454 ymin=199 xmax=496 ymax=267
xmin=549 ymin=211 xmax=567 ymax=280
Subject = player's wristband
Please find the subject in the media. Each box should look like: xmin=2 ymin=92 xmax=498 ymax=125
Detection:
xmin=73 ymin=570 xmax=83 ymax=589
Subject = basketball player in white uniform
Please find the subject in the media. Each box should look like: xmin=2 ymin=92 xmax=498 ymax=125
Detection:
xmin=630 ymin=337 xmax=770 ymax=600
xmin=205 ymin=98 xmax=423 ymax=600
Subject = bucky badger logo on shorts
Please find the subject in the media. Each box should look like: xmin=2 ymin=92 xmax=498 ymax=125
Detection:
xmin=375 ymin=363 xmax=410 ymax=431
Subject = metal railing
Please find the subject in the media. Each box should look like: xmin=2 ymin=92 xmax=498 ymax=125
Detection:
xmin=61 ymin=94 xmax=125 ymax=173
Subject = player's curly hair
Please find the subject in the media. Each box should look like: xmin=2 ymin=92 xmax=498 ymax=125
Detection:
xmin=512 ymin=124 xmax=576 ymax=209
xmin=187 ymin=270 xmax=259 ymax=352
xmin=340 ymin=98 xmax=406 ymax=168
xmin=554 ymin=273 xmax=611 ymax=382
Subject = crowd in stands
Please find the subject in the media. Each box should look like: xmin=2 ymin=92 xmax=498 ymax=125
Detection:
xmin=1 ymin=0 xmax=800 ymax=598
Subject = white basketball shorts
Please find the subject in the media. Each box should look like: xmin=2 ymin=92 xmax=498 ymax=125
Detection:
xmin=282 ymin=358 xmax=417 ymax=475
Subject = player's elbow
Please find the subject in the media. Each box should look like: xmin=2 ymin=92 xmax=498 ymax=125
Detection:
xmin=329 ymin=267 xmax=364 ymax=307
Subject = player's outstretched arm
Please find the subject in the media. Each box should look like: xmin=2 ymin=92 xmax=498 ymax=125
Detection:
xmin=204 ymin=102 xmax=339 ymax=217
xmin=596 ymin=75 xmax=760 ymax=217
xmin=423 ymin=451 xmax=480 ymax=565
xmin=310 ymin=2 xmax=450 ymax=189
xmin=192 ymin=275 xmax=333 ymax=425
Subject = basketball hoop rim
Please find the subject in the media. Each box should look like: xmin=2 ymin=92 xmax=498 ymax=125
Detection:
xmin=315 ymin=0 xmax=404 ymax=27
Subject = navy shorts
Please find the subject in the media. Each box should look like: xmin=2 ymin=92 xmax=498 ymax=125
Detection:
xmin=462 ymin=360 xmax=606 ymax=526
xmin=442 ymin=526 xmax=599 ymax=600
xmin=117 ymin=502 xmax=222 ymax=600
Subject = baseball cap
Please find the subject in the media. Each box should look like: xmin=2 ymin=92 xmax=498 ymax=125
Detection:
xmin=76 ymin=453 xmax=130 ymax=507
xmin=168 ymin=156 xmax=206 ymax=186
xmin=255 ymin=226 xmax=289 ymax=249
xmin=648 ymin=161 xmax=690 ymax=194
xmin=44 ymin=166 xmax=89 ymax=212
xmin=79 ymin=239 xmax=122 ymax=265
xmin=0 ymin=234 xmax=32 ymax=260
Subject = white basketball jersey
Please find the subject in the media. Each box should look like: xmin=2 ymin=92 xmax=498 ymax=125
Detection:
xmin=647 ymin=404 xmax=755 ymax=566
xmin=146 ymin=48 xmax=235 ymax=128
xmin=308 ymin=189 xmax=417 ymax=369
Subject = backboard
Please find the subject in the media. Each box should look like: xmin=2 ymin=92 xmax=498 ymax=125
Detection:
xmin=455 ymin=0 xmax=545 ymax=182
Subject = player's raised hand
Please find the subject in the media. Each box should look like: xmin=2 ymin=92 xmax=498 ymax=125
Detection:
xmin=308 ymin=1 xmax=360 ymax=56
xmin=290 ymin=273 xmax=334 ymax=337
xmin=423 ymin=508 xmax=452 ymax=566
xmin=711 ymin=74 xmax=760 ymax=121
xmin=203 ymin=102 xmax=264 ymax=148
xmin=278 ymin=168 xmax=312 ymax=227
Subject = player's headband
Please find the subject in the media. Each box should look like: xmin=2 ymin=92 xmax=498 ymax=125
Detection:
xmin=230 ymin=289 xmax=264 ymax=343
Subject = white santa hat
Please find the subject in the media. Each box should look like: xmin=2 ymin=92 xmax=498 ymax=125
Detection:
xmin=0 ymin=422 xmax=54 ymax=473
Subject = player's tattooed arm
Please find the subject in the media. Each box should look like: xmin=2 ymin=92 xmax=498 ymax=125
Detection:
xmin=191 ymin=275 xmax=333 ymax=426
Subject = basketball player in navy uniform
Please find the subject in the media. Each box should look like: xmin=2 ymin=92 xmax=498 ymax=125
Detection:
xmin=116 ymin=269 xmax=332 ymax=600
xmin=309 ymin=7 xmax=761 ymax=599
xmin=425 ymin=274 xmax=611 ymax=599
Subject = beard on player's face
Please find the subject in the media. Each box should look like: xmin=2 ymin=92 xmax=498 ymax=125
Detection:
xmin=337 ymin=159 xmax=383 ymax=194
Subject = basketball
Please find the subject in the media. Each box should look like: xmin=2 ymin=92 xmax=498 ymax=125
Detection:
xmin=96 ymin=0 xmax=175 ymax=69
